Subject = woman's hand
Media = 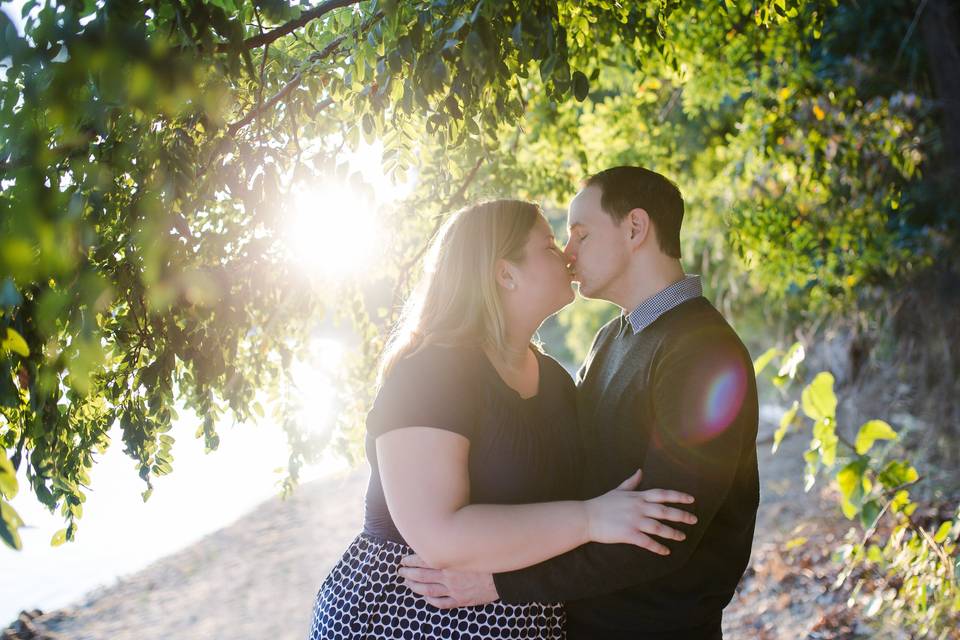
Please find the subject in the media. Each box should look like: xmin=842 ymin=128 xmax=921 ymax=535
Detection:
xmin=584 ymin=468 xmax=697 ymax=555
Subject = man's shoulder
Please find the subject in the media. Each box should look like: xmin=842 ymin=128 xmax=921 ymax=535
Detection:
xmin=657 ymin=298 xmax=749 ymax=356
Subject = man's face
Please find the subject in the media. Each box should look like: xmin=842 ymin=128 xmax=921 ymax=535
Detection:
xmin=563 ymin=185 xmax=632 ymax=301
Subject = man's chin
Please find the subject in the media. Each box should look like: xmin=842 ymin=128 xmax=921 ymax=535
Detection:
xmin=574 ymin=281 xmax=597 ymax=299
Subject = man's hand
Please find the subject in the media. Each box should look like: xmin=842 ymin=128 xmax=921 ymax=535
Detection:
xmin=398 ymin=554 xmax=500 ymax=609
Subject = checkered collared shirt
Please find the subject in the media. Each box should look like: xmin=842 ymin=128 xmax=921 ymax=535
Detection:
xmin=622 ymin=275 xmax=703 ymax=335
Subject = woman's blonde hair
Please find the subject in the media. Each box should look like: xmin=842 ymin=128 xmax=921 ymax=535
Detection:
xmin=378 ymin=199 xmax=541 ymax=383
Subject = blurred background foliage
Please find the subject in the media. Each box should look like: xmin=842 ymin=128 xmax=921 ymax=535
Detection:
xmin=1 ymin=0 xmax=958 ymax=630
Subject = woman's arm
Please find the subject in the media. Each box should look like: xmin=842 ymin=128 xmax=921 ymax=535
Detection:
xmin=377 ymin=426 xmax=696 ymax=574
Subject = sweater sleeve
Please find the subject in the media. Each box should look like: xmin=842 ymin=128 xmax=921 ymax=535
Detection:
xmin=492 ymin=328 xmax=757 ymax=603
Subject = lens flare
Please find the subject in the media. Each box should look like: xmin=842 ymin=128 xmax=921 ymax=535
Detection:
xmin=696 ymin=361 xmax=748 ymax=443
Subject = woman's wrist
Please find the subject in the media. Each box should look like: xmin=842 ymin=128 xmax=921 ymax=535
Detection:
xmin=581 ymin=497 xmax=598 ymax=544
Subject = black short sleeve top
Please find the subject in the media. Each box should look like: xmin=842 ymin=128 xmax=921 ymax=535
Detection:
xmin=362 ymin=343 xmax=584 ymax=545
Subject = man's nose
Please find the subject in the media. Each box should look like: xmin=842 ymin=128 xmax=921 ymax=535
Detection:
xmin=562 ymin=241 xmax=576 ymax=262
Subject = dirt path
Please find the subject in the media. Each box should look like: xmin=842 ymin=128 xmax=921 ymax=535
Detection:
xmin=7 ymin=471 xmax=369 ymax=640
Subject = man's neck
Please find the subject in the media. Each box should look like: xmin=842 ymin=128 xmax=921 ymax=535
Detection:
xmin=608 ymin=257 xmax=687 ymax=313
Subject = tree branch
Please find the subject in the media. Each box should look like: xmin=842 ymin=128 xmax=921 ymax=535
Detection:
xmin=225 ymin=10 xmax=383 ymax=137
xmin=225 ymin=29 xmax=345 ymax=138
xmin=391 ymin=154 xmax=486 ymax=306
xmin=215 ymin=0 xmax=363 ymax=53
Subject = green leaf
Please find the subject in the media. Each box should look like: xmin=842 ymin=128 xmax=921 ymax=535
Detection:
xmin=51 ymin=528 xmax=67 ymax=547
xmin=878 ymin=460 xmax=919 ymax=489
xmin=771 ymin=400 xmax=798 ymax=453
xmin=572 ymin=70 xmax=589 ymax=101
xmin=860 ymin=500 xmax=881 ymax=529
xmin=753 ymin=347 xmax=780 ymax=376
xmin=854 ymin=420 xmax=897 ymax=455
xmin=837 ymin=459 xmax=865 ymax=500
xmin=812 ymin=417 xmax=838 ymax=467
xmin=803 ymin=449 xmax=819 ymax=491
xmin=0 ymin=500 xmax=23 ymax=550
xmin=1 ymin=327 xmax=29 ymax=357
xmin=0 ymin=449 xmax=17 ymax=499
xmin=776 ymin=342 xmax=805 ymax=379
xmin=801 ymin=371 xmax=836 ymax=421
xmin=784 ymin=536 xmax=807 ymax=550
xmin=837 ymin=459 xmax=865 ymax=520
xmin=933 ymin=521 xmax=953 ymax=544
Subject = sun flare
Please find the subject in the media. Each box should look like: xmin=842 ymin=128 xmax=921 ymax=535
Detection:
xmin=285 ymin=183 xmax=380 ymax=280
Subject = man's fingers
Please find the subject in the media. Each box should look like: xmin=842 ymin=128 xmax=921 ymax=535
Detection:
xmin=403 ymin=578 xmax=451 ymax=598
xmin=397 ymin=566 xmax=444 ymax=583
xmin=400 ymin=553 xmax=429 ymax=568
xmin=641 ymin=489 xmax=695 ymax=504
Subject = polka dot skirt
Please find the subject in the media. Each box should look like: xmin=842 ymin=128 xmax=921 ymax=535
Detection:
xmin=308 ymin=533 xmax=566 ymax=639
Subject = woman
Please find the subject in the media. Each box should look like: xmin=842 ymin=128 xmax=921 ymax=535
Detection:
xmin=308 ymin=200 xmax=696 ymax=639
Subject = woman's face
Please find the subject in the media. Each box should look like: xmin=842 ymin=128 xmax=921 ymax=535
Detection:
xmin=508 ymin=215 xmax=575 ymax=319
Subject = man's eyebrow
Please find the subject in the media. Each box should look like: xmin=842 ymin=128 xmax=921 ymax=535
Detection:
xmin=567 ymin=222 xmax=583 ymax=232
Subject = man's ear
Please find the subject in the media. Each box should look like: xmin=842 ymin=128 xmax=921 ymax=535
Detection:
xmin=626 ymin=208 xmax=651 ymax=248
xmin=495 ymin=258 xmax=518 ymax=292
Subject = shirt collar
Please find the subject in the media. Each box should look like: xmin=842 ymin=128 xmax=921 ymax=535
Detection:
xmin=624 ymin=275 xmax=703 ymax=335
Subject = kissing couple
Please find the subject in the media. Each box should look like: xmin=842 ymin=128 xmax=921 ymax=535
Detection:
xmin=309 ymin=165 xmax=760 ymax=640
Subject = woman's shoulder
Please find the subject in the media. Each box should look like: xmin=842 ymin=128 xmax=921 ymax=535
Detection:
xmin=392 ymin=341 xmax=479 ymax=372
xmin=534 ymin=348 xmax=576 ymax=391
xmin=368 ymin=342 xmax=483 ymax=438
xmin=383 ymin=341 xmax=483 ymax=392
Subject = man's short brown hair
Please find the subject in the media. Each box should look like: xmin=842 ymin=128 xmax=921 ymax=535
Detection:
xmin=583 ymin=166 xmax=684 ymax=259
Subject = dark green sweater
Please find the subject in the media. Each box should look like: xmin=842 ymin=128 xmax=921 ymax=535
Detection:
xmin=493 ymin=296 xmax=760 ymax=640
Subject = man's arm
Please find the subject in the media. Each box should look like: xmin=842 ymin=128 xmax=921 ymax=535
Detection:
xmin=490 ymin=331 xmax=757 ymax=603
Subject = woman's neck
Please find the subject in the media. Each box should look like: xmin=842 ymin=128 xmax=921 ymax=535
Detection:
xmin=496 ymin=336 xmax=533 ymax=369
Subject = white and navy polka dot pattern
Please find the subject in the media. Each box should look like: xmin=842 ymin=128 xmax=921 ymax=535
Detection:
xmin=625 ymin=275 xmax=702 ymax=335
xmin=309 ymin=533 xmax=566 ymax=639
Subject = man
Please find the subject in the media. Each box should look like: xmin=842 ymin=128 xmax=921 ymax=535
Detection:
xmin=400 ymin=166 xmax=760 ymax=639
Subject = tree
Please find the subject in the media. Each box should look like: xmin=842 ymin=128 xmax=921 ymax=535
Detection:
xmin=1 ymin=0 xmax=953 ymax=554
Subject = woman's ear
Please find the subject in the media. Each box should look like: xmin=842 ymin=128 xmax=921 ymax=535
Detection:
xmin=627 ymin=207 xmax=651 ymax=248
xmin=495 ymin=258 xmax=518 ymax=292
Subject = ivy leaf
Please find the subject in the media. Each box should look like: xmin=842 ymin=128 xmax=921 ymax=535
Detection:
xmin=854 ymin=420 xmax=897 ymax=455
